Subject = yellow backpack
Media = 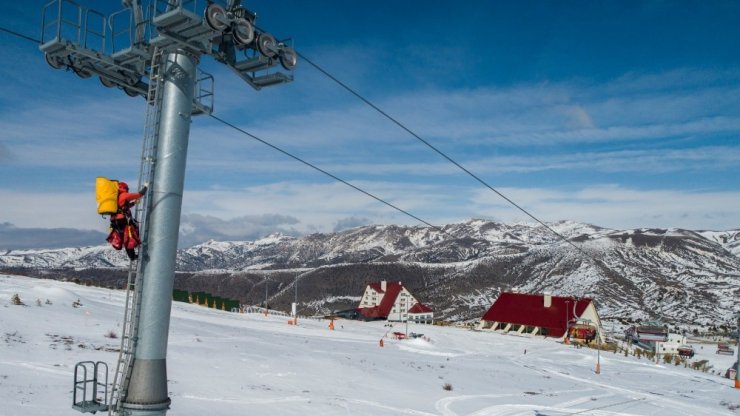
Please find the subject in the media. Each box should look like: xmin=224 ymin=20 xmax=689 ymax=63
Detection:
xmin=96 ymin=177 xmax=119 ymax=215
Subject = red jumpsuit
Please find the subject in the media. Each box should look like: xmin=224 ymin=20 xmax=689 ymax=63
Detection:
xmin=109 ymin=182 xmax=147 ymax=260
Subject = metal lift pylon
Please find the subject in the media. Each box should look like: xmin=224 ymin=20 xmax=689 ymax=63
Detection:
xmin=107 ymin=46 xmax=165 ymax=416
xmin=41 ymin=2 xmax=294 ymax=415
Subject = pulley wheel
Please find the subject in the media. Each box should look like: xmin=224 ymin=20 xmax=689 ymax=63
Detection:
xmin=257 ymin=32 xmax=277 ymax=58
xmin=45 ymin=54 xmax=63 ymax=69
xmin=72 ymin=66 xmax=92 ymax=79
xmin=232 ymin=18 xmax=255 ymax=46
xmin=124 ymin=74 xmax=140 ymax=86
xmin=205 ymin=3 xmax=228 ymax=32
xmin=124 ymin=86 xmax=139 ymax=97
xmin=100 ymin=76 xmax=116 ymax=88
xmin=279 ymin=47 xmax=297 ymax=71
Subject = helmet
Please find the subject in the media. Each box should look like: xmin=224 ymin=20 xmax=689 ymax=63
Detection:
xmin=118 ymin=182 xmax=129 ymax=192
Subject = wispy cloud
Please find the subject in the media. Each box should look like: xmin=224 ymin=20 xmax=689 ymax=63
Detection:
xmin=0 ymin=97 xmax=144 ymax=169
xmin=0 ymin=222 xmax=106 ymax=250
xmin=0 ymin=189 xmax=107 ymax=230
xmin=3 ymin=179 xmax=740 ymax=249
xmin=465 ymin=145 xmax=740 ymax=175
xmin=179 ymin=213 xmax=301 ymax=247
xmin=469 ymin=185 xmax=740 ymax=231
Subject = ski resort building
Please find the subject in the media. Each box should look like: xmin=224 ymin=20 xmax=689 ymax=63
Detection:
xmin=357 ymin=280 xmax=434 ymax=323
xmin=477 ymin=291 xmax=603 ymax=342
xmin=626 ymin=326 xmax=689 ymax=355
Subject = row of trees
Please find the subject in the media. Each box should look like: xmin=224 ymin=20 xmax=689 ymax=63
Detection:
xmin=172 ymin=289 xmax=241 ymax=312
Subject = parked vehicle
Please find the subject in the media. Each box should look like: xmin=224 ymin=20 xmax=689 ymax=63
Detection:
xmin=717 ymin=343 xmax=735 ymax=355
xmin=725 ymin=361 xmax=738 ymax=379
xmin=677 ymin=345 xmax=695 ymax=358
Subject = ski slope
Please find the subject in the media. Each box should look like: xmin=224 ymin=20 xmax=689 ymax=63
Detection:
xmin=1 ymin=274 xmax=737 ymax=416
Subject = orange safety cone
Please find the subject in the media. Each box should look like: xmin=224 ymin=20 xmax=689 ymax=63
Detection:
xmin=379 ymin=339 xmax=384 ymax=348
xmin=329 ymin=320 xmax=335 ymax=330
xmin=735 ymin=378 xmax=740 ymax=389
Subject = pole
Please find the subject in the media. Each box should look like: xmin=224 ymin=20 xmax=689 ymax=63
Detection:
xmin=735 ymin=314 xmax=739 ymax=388
xmin=264 ymin=278 xmax=268 ymax=310
xmin=123 ymin=50 xmax=196 ymax=416
xmin=406 ymin=297 xmax=409 ymax=339
xmin=564 ymin=300 xmax=570 ymax=344
xmin=596 ymin=324 xmax=601 ymax=374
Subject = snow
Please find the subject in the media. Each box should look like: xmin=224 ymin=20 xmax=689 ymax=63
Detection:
xmin=1 ymin=273 xmax=738 ymax=416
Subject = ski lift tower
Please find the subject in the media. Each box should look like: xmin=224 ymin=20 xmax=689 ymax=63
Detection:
xmin=40 ymin=1 xmax=296 ymax=415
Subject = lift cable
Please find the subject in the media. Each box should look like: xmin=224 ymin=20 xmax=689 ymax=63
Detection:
xmin=2 ymin=24 xmax=583 ymax=254
xmin=208 ymin=114 xmax=448 ymax=235
xmin=0 ymin=25 xmax=450 ymax=236
xmin=296 ymin=51 xmax=592 ymax=258
xmin=0 ymin=26 xmax=40 ymax=43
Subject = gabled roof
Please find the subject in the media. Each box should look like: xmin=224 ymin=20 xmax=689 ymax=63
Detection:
xmin=368 ymin=282 xmax=386 ymax=294
xmin=408 ymin=302 xmax=433 ymax=314
xmin=481 ymin=292 xmax=593 ymax=338
xmin=358 ymin=282 xmax=402 ymax=319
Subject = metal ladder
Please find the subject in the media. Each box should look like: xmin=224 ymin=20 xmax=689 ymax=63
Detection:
xmin=108 ymin=47 xmax=164 ymax=416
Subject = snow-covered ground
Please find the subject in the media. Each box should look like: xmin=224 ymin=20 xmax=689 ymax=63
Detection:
xmin=1 ymin=274 xmax=738 ymax=416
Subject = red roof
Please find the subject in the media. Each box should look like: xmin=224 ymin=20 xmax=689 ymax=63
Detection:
xmin=408 ymin=303 xmax=433 ymax=314
xmin=358 ymin=282 xmax=403 ymax=319
xmin=481 ymin=292 xmax=593 ymax=338
xmin=368 ymin=282 xmax=386 ymax=293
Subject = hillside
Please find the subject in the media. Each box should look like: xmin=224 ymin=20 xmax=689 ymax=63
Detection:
xmin=1 ymin=274 xmax=738 ymax=416
xmin=1 ymin=220 xmax=738 ymax=325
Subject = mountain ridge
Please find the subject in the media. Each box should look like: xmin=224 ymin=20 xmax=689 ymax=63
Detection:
xmin=1 ymin=219 xmax=738 ymax=326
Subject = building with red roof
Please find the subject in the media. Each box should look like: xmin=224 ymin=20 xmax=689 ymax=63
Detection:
xmin=477 ymin=290 xmax=602 ymax=342
xmin=357 ymin=280 xmax=434 ymax=324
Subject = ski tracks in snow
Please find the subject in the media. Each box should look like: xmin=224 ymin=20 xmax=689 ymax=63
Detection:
xmin=507 ymin=350 xmax=734 ymax=416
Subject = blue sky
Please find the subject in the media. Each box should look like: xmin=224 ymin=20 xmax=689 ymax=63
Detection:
xmin=1 ymin=1 xmax=739 ymax=248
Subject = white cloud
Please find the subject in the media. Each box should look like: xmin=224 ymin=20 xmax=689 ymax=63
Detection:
xmin=2 ymin=181 xmax=739 ymax=249
xmin=468 ymin=185 xmax=740 ymax=231
xmin=178 ymin=213 xmax=301 ymax=247
xmin=3 ymin=63 xmax=740 ymax=237
xmin=0 ymin=189 xmax=108 ymax=231
xmin=0 ymin=96 xmax=144 ymax=168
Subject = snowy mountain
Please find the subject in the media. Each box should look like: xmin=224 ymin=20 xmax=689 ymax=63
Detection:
xmin=1 ymin=220 xmax=738 ymax=325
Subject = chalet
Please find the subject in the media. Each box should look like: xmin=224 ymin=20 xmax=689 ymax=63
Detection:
xmin=477 ymin=291 xmax=603 ymax=342
xmin=357 ymin=280 xmax=434 ymax=324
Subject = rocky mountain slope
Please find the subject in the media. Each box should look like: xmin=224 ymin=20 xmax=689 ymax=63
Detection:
xmin=1 ymin=220 xmax=738 ymax=325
